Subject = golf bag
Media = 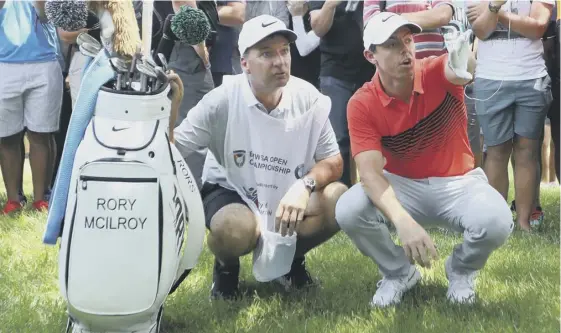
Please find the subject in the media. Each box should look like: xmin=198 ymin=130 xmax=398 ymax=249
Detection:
xmin=58 ymin=83 xmax=206 ymax=333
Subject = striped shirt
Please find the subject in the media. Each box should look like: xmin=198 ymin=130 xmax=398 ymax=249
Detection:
xmin=363 ymin=0 xmax=454 ymax=59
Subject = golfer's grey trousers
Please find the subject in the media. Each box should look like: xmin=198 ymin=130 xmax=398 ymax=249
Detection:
xmin=335 ymin=168 xmax=513 ymax=277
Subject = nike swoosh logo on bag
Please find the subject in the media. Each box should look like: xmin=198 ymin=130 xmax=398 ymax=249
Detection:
xmin=112 ymin=126 xmax=129 ymax=132
xmin=262 ymin=21 xmax=276 ymax=28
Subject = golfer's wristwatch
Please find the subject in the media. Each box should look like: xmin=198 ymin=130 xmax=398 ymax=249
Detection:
xmin=488 ymin=2 xmax=502 ymax=13
xmin=302 ymin=177 xmax=316 ymax=193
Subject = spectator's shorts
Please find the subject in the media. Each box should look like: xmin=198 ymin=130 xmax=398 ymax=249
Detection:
xmin=474 ymin=75 xmax=552 ymax=147
xmin=464 ymin=83 xmax=481 ymax=154
xmin=0 ymin=61 xmax=63 ymax=137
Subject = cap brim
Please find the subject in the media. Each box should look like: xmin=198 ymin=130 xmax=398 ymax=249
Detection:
xmin=366 ymin=22 xmax=422 ymax=48
xmin=241 ymin=29 xmax=297 ymax=55
xmin=256 ymin=29 xmax=298 ymax=46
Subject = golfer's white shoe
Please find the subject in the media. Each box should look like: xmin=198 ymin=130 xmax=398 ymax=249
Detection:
xmin=370 ymin=265 xmax=421 ymax=307
xmin=445 ymin=256 xmax=477 ymax=304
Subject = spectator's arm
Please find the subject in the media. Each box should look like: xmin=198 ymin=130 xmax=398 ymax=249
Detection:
xmin=57 ymin=28 xmax=88 ymax=44
xmin=171 ymin=1 xmax=210 ymax=68
xmin=468 ymin=1 xmax=502 ymax=40
xmin=217 ymin=1 xmax=246 ymax=27
xmin=401 ymin=2 xmax=454 ymax=30
xmin=33 ymin=1 xmax=48 ymax=22
xmin=172 ymin=0 xmax=197 ymax=12
xmin=292 ymin=15 xmax=320 ymax=56
xmin=497 ymin=1 xmax=554 ymax=40
xmin=309 ymin=1 xmax=340 ymax=38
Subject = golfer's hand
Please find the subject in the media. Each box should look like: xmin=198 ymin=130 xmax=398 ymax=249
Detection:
xmin=447 ymin=29 xmax=473 ymax=81
xmin=394 ymin=217 xmax=438 ymax=268
xmin=167 ymin=70 xmax=183 ymax=143
xmin=275 ymin=180 xmax=311 ymax=237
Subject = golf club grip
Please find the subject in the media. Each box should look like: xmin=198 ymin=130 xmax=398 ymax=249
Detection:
xmin=153 ymin=14 xmax=177 ymax=67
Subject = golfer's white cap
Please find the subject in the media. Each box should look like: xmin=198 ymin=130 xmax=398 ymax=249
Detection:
xmin=363 ymin=12 xmax=422 ymax=50
xmin=238 ymin=15 xmax=297 ymax=56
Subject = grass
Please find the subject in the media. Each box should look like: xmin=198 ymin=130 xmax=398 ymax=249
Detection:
xmin=0 ymin=162 xmax=559 ymax=333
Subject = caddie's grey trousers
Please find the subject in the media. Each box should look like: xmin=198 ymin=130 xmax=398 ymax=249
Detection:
xmin=335 ymin=168 xmax=513 ymax=277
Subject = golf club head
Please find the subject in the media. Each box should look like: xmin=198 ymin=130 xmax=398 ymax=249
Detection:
xmin=137 ymin=63 xmax=158 ymax=78
xmin=143 ymin=55 xmax=158 ymax=69
xmin=77 ymin=32 xmax=101 ymax=50
xmin=154 ymin=66 xmax=169 ymax=92
xmin=111 ymin=57 xmax=129 ymax=73
xmin=79 ymin=43 xmax=99 ymax=58
xmin=157 ymin=53 xmax=168 ymax=71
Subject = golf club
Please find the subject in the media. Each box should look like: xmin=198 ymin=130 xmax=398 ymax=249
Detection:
xmin=79 ymin=42 xmax=99 ymax=58
xmin=128 ymin=47 xmax=142 ymax=90
xmin=136 ymin=62 xmax=158 ymax=93
xmin=110 ymin=57 xmax=129 ymax=91
xmin=76 ymin=32 xmax=101 ymax=50
xmin=143 ymin=55 xmax=158 ymax=69
xmin=157 ymin=53 xmax=168 ymax=73
xmin=153 ymin=66 xmax=168 ymax=92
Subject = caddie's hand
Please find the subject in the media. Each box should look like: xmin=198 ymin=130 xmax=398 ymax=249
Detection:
xmin=275 ymin=179 xmax=311 ymax=237
xmin=394 ymin=217 xmax=438 ymax=268
xmin=287 ymin=0 xmax=308 ymax=16
xmin=447 ymin=29 xmax=473 ymax=81
xmin=167 ymin=70 xmax=184 ymax=104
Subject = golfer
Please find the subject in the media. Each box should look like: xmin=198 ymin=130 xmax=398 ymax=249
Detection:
xmin=174 ymin=15 xmax=347 ymax=300
xmin=336 ymin=12 xmax=513 ymax=307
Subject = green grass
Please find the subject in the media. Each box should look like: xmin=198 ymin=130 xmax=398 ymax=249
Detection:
xmin=0 ymin=162 xmax=559 ymax=333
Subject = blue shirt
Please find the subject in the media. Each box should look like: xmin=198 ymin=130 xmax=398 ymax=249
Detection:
xmin=0 ymin=1 xmax=59 ymax=63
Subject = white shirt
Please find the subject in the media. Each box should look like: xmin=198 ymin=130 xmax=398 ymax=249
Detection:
xmin=173 ymin=74 xmax=340 ymax=188
xmin=474 ymin=0 xmax=554 ymax=81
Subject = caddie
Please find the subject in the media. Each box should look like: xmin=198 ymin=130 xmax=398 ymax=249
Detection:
xmin=174 ymin=14 xmax=347 ymax=300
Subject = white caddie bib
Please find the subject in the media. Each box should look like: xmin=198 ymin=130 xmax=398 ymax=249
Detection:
xmin=204 ymin=74 xmax=330 ymax=281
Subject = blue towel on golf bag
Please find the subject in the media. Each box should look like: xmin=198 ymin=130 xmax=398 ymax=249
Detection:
xmin=43 ymin=50 xmax=115 ymax=245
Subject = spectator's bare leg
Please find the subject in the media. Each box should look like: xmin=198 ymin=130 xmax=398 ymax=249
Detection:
xmin=549 ymin=140 xmax=557 ymax=183
xmin=513 ymin=135 xmax=540 ymax=230
xmin=19 ymin=132 xmax=26 ymax=195
xmin=45 ymin=133 xmax=56 ymax=190
xmin=0 ymin=132 xmax=24 ymax=202
xmin=483 ymin=140 xmax=512 ymax=200
xmin=26 ymin=131 xmax=50 ymax=202
xmin=541 ymin=123 xmax=551 ymax=183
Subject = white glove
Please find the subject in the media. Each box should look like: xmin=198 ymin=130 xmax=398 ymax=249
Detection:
xmin=446 ymin=29 xmax=473 ymax=81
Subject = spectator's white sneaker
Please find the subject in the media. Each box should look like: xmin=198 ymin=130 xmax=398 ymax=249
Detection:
xmin=445 ymin=257 xmax=477 ymax=304
xmin=370 ymin=265 xmax=421 ymax=307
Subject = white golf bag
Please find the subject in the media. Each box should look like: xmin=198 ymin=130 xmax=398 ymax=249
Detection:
xmin=57 ymin=84 xmax=206 ymax=333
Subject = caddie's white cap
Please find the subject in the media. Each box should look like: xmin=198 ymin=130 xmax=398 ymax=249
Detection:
xmin=363 ymin=12 xmax=422 ymax=50
xmin=238 ymin=15 xmax=297 ymax=56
